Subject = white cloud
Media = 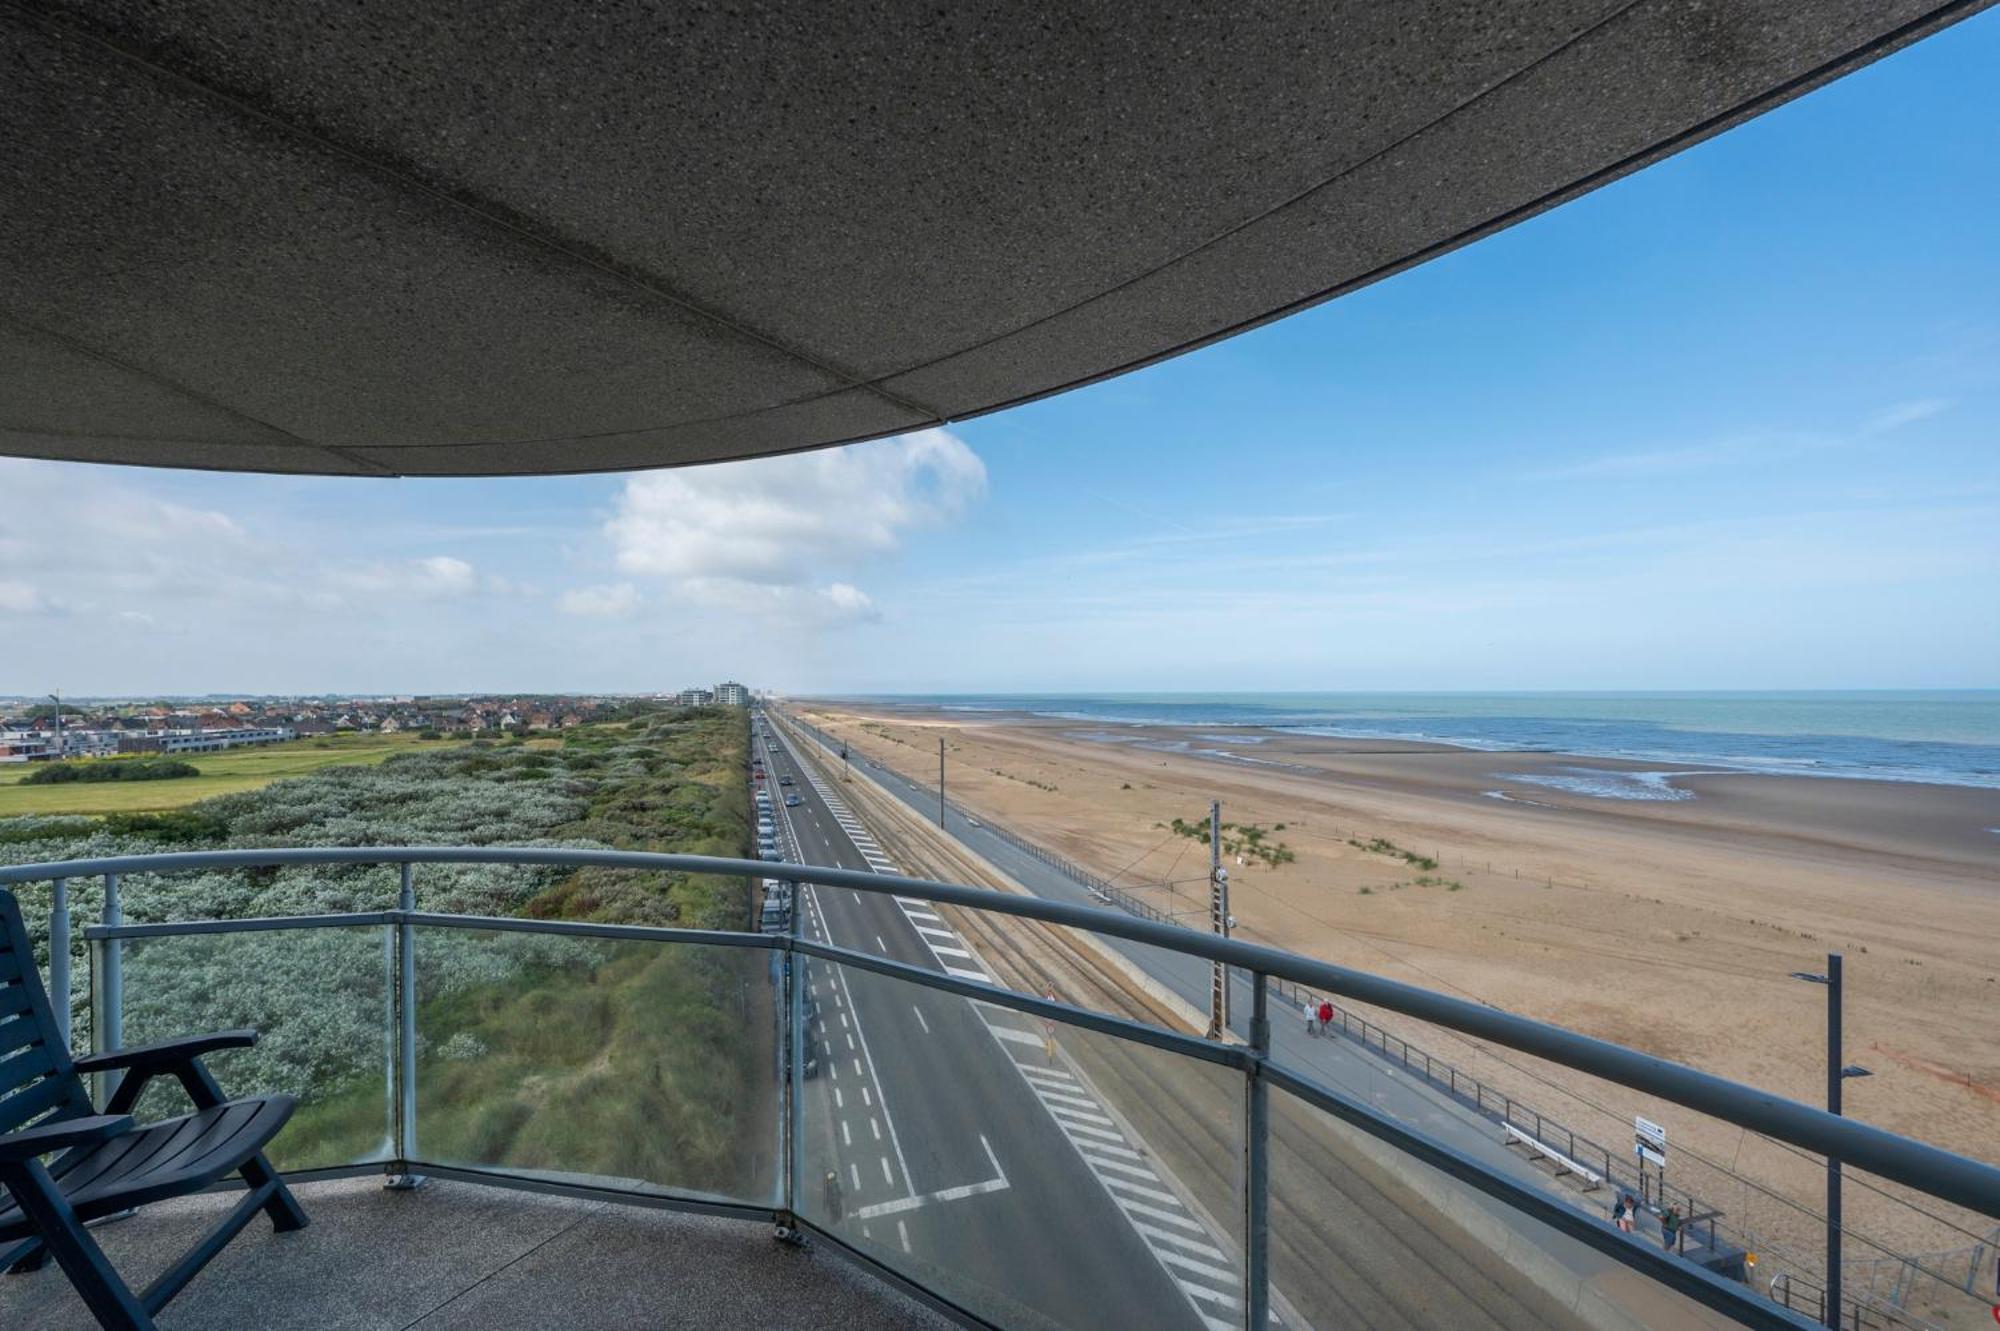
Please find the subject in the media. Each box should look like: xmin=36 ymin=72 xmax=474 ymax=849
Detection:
xmin=820 ymin=582 xmax=877 ymax=620
xmin=0 ymin=580 xmax=45 ymax=614
xmin=326 ymin=555 xmax=480 ymax=599
xmin=557 ymin=583 xmax=640 ymax=617
xmin=1862 ymin=398 xmax=1951 ymax=434
xmin=605 ymin=429 xmax=984 ymax=615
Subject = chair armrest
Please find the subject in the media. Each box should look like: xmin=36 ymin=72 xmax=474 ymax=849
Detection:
xmin=0 ymin=1114 xmax=133 ymax=1164
xmin=73 ymin=1030 xmax=258 ymax=1077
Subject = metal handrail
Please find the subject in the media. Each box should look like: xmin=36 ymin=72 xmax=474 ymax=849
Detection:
xmin=7 ymin=845 xmax=1999 ymax=1225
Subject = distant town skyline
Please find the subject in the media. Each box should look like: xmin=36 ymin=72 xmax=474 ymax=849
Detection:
xmin=3 ymin=10 xmax=1996 ymax=697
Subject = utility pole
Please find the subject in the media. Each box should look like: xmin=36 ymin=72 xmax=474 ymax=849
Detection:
xmin=49 ymin=691 xmax=62 ymax=761
xmin=938 ymin=736 xmax=946 ymax=827
xmin=1206 ymin=800 xmax=1231 ymax=1040
xmin=1790 ymin=953 xmax=1870 ymax=1330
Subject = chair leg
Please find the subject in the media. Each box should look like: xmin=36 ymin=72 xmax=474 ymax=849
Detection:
xmin=0 ymin=1162 xmax=152 ymax=1331
xmin=238 ymin=1152 xmax=309 ymax=1233
xmin=4 ymin=1235 xmax=49 ymax=1273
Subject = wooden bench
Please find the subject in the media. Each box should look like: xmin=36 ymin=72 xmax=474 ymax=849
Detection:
xmin=1503 ymin=1122 xmax=1604 ymax=1190
xmin=0 ymin=889 xmax=306 ymax=1329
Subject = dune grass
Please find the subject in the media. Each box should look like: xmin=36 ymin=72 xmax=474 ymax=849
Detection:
xmin=0 ymin=732 xmax=450 ymax=816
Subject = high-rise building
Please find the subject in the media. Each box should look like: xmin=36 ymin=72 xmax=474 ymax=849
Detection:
xmin=714 ymin=681 xmax=749 ymax=707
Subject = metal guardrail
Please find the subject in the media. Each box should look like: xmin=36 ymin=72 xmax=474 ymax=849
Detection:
xmin=784 ymin=717 xmax=1734 ymax=1221
xmin=776 ymin=711 xmax=1993 ymax=1327
xmin=7 ymin=847 xmax=1998 ymax=1328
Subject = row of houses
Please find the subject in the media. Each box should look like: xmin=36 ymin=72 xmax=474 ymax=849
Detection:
xmin=0 ymin=694 xmax=634 ymax=763
xmin=0 ymin=724 xmax=296 ymax=762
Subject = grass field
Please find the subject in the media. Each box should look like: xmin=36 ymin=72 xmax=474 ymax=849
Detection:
xmin=0 ymin=732 xmax=454 ymax=816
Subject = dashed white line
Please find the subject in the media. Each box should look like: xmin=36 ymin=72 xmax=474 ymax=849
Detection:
xmin=911 ymin=1006 xmax=930 ymax=1034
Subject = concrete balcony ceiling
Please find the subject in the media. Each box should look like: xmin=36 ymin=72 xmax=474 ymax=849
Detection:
xmin=0 ymin=1 xmax=1985 ymax=477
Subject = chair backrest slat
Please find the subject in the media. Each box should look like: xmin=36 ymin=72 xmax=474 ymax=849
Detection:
xmin=0 ymin=890 xmax=93 ymax=1137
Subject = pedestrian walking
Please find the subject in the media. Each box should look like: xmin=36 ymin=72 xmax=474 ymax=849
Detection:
xmin=1660 ymin=1204 xmax=1682 ymax=1251
xmin=1303 ymin=997 xmax=1318 ymax=1036
xmin=1317 ymin=999 xmax=1334 ymax=1035
xmin=1612 ymin=1193 xmax=1637 ymax=1234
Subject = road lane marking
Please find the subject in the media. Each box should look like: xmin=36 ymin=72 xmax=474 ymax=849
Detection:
xmin=1036 ymin=1089 xmax=1101 ymax=1111
xmin=1116 ymin=1197 xmax=1210 ymax=1233
xmin=988 ymin=1025 xmax=1042 ymax=1046
xmin=1072 ymin=1139 xmax=1145 ymax=1162
xmin=851 ymin=1135 xmax=1010 ymax=1220
xmin=898 ymin=1220 xmax=910 ymax=1253
xmin=880 ymin=1156 xmax=894 ymax=1185
xmin=841 ymin=1121 xmax=851 ymax=1146
xmin=1099 ymin=1174 xmax=1186 ymax=1208
xmin=1059 ymin=1120 xmax=1134 ymax=1146
xmin=911 ymin=1006 xmax=930 ymax=1034
xmin=871 ymin=1117 xmax=881 ymax=1140
xmin=1177 ymin=1278 xmax=1242 ymax=1309
xmin=1132 ymin=1222 xmax=1229 ymax=1262
xmin=1045 ymin=1104 xmax=1116 ymax=1128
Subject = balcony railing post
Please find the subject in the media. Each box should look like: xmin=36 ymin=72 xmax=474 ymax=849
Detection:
xmin=98 ymin=872 xmax=124 ymax=1103
xmin=784 ymin=883 xmax=806 ymax=1233
xmin=1245 ymin=971 xmax=1270 ymax=1331
xmin=49 ymin=876 xmax=70 ymax=1052
xmin=388 ymin=861 xmax=424 ymax=1189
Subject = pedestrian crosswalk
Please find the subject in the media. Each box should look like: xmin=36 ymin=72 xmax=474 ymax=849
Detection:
xmin=982 ymin=1014 xmax=1254 ymax=1331
xmin=785 ymin=726 xmax=1270 ymax=1329
xmin=798 ymin=767 xmax=995 ymax=983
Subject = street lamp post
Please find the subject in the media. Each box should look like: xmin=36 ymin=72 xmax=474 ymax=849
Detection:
xmin=1790 ymin=954 xmax=1872 ymax=1330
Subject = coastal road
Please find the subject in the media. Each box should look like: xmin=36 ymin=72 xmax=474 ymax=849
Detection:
xmin=767 ymin=710 xmax=1692 ymax=1321
xmin=756 ymin=723 xmax=1244 ymax=1330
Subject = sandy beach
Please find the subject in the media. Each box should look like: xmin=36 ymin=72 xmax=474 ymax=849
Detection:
xmin=790 ymin=698 xmax=2000 ymax=1273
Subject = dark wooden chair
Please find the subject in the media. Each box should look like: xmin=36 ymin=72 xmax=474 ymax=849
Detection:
xmin=0 ymin=889 xmax=306 ymax=1330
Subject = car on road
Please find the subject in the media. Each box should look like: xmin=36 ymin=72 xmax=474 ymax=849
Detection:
xmin=785 ymin=794 xmax=801 ymax=807
xmin=779 ymin=775 xmax=794 ymax=786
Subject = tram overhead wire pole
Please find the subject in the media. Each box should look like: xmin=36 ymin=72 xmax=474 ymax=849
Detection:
xmin=1207 ymin=800 xmax=1232 ymax=1040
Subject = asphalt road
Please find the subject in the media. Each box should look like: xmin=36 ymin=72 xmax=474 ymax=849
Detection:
xmin=756 ymin=723 xmax=1242 ymax=1331
xmin=765 ymin=711 xmax=1677 ymax=1324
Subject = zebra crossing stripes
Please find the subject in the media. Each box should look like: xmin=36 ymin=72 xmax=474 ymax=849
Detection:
xmin=797 ymin=764 xmax=992 ymax=983
xmin=994 ymin=1037 xmax=1251 ymax=1328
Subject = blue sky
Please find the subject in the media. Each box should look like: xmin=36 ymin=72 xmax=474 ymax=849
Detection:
xmin=4 ymin=12 xmax=1997 ymax=697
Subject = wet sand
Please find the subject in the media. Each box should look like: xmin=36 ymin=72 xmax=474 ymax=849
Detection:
xmin=791 ymin=698 xmax=2000 ymax=1265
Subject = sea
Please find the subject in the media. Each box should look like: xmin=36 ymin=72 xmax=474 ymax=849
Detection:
xmin=834 ymin=692 xmax=2000 ymax=794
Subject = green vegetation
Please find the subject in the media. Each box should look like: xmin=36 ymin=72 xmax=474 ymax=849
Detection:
xmin=4 ymin=705 xmax=763 ymax=1186
xmin=1161 ymin=814 xmax=1296 ymax=868
xmin=989 ymin=767 xmax=1058 ymax=792
xmin=21 ymin=758 xmax=200 ymax=785
xmin=0 ymin=731 xmax=442 ymax=816
xmin=1358 ymin=874 xmax=1465 ymax=896
xmin=1347 ymin=835 xmax=1438 ymax=872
